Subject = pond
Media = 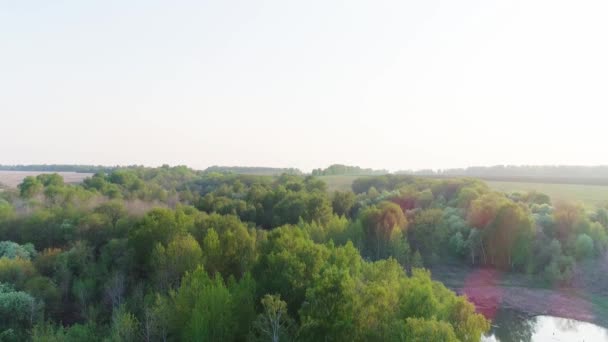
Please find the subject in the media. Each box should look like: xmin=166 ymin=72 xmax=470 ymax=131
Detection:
xmin=482 ymin=309 xmax=608 ymax=341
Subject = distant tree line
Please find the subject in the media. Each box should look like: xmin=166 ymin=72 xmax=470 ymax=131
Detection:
xmin=0 ymin=165 xmax=117 ymax=174
xmin=311 ymin=164 xmax=389 ymax=176
xmin=204 ymin=166 xmax=302 ymax=176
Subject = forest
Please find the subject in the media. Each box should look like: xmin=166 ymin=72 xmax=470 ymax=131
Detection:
xmin=0 ymin=166 xmax=606 ymax=341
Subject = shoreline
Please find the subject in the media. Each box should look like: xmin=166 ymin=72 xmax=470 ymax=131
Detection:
xmin=430 ymin=265 xmax=608 ymax=328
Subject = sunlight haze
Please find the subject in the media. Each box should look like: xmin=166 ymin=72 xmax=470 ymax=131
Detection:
xmin=2 ymin=0 xmax=607 ymax=171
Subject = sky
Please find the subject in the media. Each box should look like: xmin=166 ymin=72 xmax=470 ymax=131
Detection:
xmin=1 ymin=0 xmax=607 ymax=172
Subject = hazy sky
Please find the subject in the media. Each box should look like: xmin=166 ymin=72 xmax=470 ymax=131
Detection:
xmin=2 ymin=0 xmax=607 ymax=171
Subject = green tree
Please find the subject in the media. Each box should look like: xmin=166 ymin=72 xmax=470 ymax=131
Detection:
xmin=0 ymin=200 xmax=15 ymax=222
xmin=0 ymin=257 xmax=37 ymax=287
xmin=202 ymin=228 xmax=222 ymax=275
xmin=298 ymin=266 xmax=357 ymax=341
xmin=397 ymin=317 xmax=458 ymax=342
xmin=408 ymin=208 xmax=443 ymax=261
xmin=0 ymin=283 xmax=40 ymax=339
xmin=553 ymin=201 xmax=584 ymax=240
xmin=575 ymin=234 xmax=594 ymax=260
xmin=193 ymin=214 xmax=257 ymax=278
xmin=128 ymin=208 xmax=187 ymax=270
xmin=185 ymin=275 xmax=236 ymax=341
xmin=24 ymin=276 xmax=60 ymax=318
xmin=152 ymin=233 xmax=202 ymax=290
xmin=254 ymin=226 xmax=329 ymax=315
xmin=250 ymin=294 xmax=294 ymax=342
xmin=228 ymin=272 xmax=257 ymax=340
xmin=389 ymin=229 xmax=410 ymax=267
xmin=0 ymin=241 xmax=36 ymax=260
xmin=332 ymin=191 xmax=356 ymax=218
xmin=109 ymin=306 xmax=140 ymax=342
xmin=18 ymin=176 xmax=43 ymax=198
xmin=360 ymin=202 xmax=407 ymax=260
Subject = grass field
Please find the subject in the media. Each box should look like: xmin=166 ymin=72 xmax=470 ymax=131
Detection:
xmin=319 ymin=175 xmax=608 ymax=207
xmin=486 ymin=181 xmax=608 ymax=207
xmin=0 ymin=171 xmax=92 ymax=188
xmin=319 ymin=175 xmax=362 ymax=192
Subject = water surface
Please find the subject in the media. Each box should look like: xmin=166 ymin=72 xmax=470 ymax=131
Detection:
xmin=482 ymin=309 xmax=608 ymax=341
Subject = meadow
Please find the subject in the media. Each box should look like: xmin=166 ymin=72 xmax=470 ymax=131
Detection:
xmin=320 ymin=175 xmax=608 ymax=207
xmin=0 ymin=170 xmax=92 ymax=188
xmin=485 ymin=180 xmax=608 ymax=207
xmin=319 ymin=175 xmax=364 ymax=192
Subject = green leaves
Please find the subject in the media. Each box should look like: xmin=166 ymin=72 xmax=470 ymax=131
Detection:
xmin=164 ymin=267 xmax=256 ymax=341
xmin=250 ymin=294 xmax=294 ymax=342
xmin=186 ymin=276 xmax=235 ymax=341
xmin=299 ymin=266 xmax=357 ymax=341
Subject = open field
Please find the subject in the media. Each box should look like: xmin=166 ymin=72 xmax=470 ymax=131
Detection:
xmin=0 ymin=170 xmax=92 ymax=188
xmin=486 ymin=180 xmax=608 ymax=207
xmin=319 ymin=175 xmax=362 ymax=192
xmin=319 ymin=175 xmax=608 ymax=207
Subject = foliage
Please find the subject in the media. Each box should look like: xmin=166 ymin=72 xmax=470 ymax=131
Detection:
xmin=249 ymin=294 xmax=294 ymax=342
xmin=0 ymin=167 xmax=603 ymax=340
xmin=0 ymin=241 xmax=36 ymax=260
xmin=575 ymin=234 xmax=594 ymax=260
xmin=0 ymin=283 xmax=40 ymax=340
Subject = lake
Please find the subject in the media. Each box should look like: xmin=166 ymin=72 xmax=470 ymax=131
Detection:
xmin=483 ymin=308 xmax=608 ymax=341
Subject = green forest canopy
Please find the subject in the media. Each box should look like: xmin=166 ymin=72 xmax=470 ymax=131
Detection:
xmin=0 ymin=166 xmax=606 ymax=341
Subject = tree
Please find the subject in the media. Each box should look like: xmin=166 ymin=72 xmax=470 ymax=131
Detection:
xmin=193 ymin=214 xmax=257 ymax=278
xmin=575 ymin=234 xmax=594 ymax=260
xmin=467 ymin=193 xmax=507 ymax=229
xmin=360 ymin=202 xmax=407 ymax=260
xmin=202 ymin=228 xmax=222 ymax=276
xmin=128 ymin=208 xmax=186 ymax=270
xmin=109 ymin=306 xmax=140 ymax=342
xmin=228 ymin=272 xmax=257 ymax=341
xmin=18 ymin=176 xmax=43 ymax=198
xmin=485 ymin=202 xmax=533 ymax=269
xmin=254 ymin=226 xmax=329 ymax=315
xmin=185 ymin=276 xmax=236 ymax=341
xmin=595 ymin=207 xmax=608 ymax=228
xmin=104 ymin=272 xmax=126 ymax=310
xmin=449 ymin=232 xmax=466 ymax=257
xmin=249 ymin=294 xmax=294 ymax=342
xmin=465 ymin=229 xmax=482 ymax=265
xmin=152 ymin=234 xmax=202 ymax=290
xmin=396 ymin=317 xmax=459 ymax=342
xmin=0 ymin=200 xmax=15 ymax=222
xmin=0 ymin=283 xmax=40 ymax=339
xmin=72 ymin=277 xmax=96 ymax=320
xmin=24 ymin=276 xmax=60 ymax=319
xmin=332 ymin=191 xmax=356 ymax=218
xmin=0 ymin=257 xmax=37 ymax=288
xmin=298 ymin=266 xmax=357 ymax=341
xmin=140 ymin=294 xmax=169 ymax=342
xmin=553 ymin=201 xmax=584 ymax=240
xmin=306 ymin=192 xmax=333 ymax=225
xmin=408 ymin=209 xmax=443 ymax=261
xmin=0 ymin=241 xmax=36 ymax=260
xmin=389 ymin=229 xmax=410 ymax=267
xmin=94 ymin=201 xmax=127 ymax=231
xmin=455 ymin=187 xmax=481 ymax=209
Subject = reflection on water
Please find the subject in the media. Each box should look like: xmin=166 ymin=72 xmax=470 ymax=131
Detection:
xmin=482 ymin=309 xmax=608 ymax=342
